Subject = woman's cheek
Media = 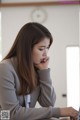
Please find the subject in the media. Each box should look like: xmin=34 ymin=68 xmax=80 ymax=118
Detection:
xmin=33 ymin=56 xmax=40 ymax=64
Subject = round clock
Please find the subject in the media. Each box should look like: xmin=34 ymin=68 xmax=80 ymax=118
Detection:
xmin=31 ymin=7 xmax=47 ymax=23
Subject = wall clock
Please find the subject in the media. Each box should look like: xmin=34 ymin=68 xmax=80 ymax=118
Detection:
xmin=31 ymin=7 xmax=47 ymax=23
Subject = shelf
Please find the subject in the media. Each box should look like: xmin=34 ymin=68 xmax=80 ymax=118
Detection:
xmin=0 ymin=1 xmax=79 ymax=7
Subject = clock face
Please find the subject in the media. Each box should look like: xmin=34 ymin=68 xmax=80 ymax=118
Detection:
xmin=31 ymin=7 xmax=47 ymax=23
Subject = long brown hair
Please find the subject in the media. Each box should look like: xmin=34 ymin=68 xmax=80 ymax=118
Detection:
xmin=3 ymin=22 xmax=53 ymax=95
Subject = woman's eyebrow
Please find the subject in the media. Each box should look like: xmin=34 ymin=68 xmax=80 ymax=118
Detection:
xmin=39 ymin=45 xmax=49 ymax=48
xmin=39 ymin=46 xmax=46 ymax=47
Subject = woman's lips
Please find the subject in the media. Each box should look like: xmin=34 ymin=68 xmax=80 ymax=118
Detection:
xmin=34 ymin=57 xmax=49 ymax=65
xmin=40 ymin=57 xmax=49 ymax=63
xmin=40 ymin=59 xmax=45 ymax=63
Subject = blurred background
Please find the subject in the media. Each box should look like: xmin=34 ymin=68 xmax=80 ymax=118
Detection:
xmin=0 ymin=0 xmax=80 ymax=110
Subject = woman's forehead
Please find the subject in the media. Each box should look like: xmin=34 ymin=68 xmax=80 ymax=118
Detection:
xmin=37 ymin=38 xmax=50 ymax=46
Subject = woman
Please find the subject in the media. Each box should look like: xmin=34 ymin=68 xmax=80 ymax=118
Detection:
xmin=0 ymin=22 xmax=78 ymax=120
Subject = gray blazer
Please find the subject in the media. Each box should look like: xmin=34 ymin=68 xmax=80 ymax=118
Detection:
xmin=0 ymin=58 xmax=60 ymax=120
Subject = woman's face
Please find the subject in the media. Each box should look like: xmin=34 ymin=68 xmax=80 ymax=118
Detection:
xmin=32 ymin=38 xmax=50 ymax=65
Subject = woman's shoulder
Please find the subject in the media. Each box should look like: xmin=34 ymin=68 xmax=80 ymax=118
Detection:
xmin=0 ymin=57 xmax=17 ymax=73
xmin=0 ymin=58 xmax=20 ymax=94
xmin=0 ymin=57 xmax=19 ymax=85
xmin=0 ymin=58 xmax=11 ymax=68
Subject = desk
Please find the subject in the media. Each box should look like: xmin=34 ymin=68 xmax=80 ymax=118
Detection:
xmin=40 ymin=117 xmax=70 ymax=120
xmin=40 ymin=118 xmax=60 ymax=120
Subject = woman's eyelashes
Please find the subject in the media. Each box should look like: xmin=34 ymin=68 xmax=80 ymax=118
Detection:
xmin=39 ymin=48 xmax=44 ymax=51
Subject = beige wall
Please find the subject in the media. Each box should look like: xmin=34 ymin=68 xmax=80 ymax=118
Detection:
xmin=79 ymin=6 xmax=80 ymax=106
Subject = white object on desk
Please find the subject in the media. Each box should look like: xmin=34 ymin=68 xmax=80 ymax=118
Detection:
xmin=24 ymin=94 xmax=31 ymax=108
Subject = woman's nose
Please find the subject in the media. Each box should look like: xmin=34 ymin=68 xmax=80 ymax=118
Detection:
xmin=43 ymin=49 xmax=48 ymax=56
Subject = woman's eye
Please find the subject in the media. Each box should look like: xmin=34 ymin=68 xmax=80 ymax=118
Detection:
xmin=39 ymin=48 xmax=44 ymax=51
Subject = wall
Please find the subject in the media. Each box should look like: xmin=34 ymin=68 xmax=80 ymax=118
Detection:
xmin=2 ymin=0 xmax=77 ymax=3
xmin=1 ymin=2 xmax=79 ymax=107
